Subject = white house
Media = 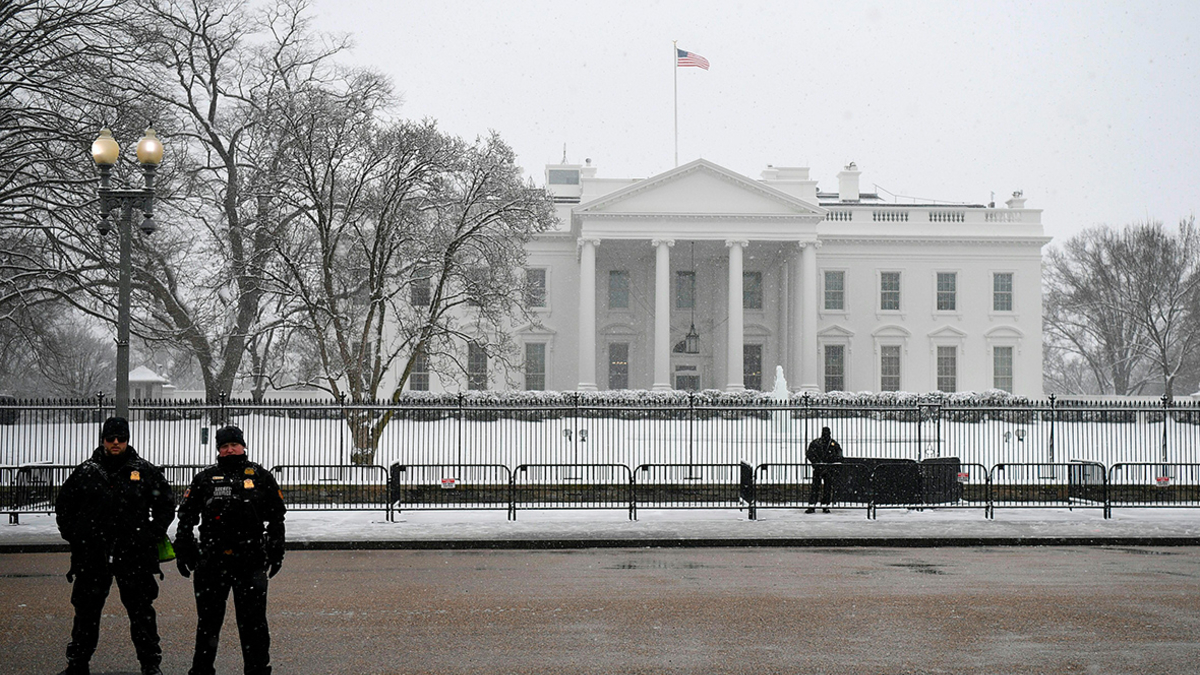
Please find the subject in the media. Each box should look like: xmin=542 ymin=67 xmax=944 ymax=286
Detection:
xmin=428 ymin=158 xmax=1049 ymax=397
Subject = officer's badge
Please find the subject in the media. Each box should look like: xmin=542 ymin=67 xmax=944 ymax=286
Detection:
xmin=130 ymin=471 xmax=141 ymax=481
xmin=244 ymin=467 xmax=255 ymax=475
xmin=244 ymin=479 xmax=255 ymax=489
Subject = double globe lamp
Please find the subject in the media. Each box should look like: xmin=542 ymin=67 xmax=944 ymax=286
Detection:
xmin=90 ymin=127 xmax=164 ymax=418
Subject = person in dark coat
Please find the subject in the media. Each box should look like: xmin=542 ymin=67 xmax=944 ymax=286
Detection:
xmin=55 ymin=416 xmax=174 ymax=675
xmin=175 ymin=425 xmax=286 ymax=675
xmin=805 ymin=426 xmax=844 ymax=513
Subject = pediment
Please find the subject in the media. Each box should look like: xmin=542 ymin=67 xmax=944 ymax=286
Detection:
xmin=928 ymin=325 xmax=968 ymax=339
xmin=599 ymin=322 xmax=639 ymax=336
xmin=817 ymin=324 xmax=856 ymax=339
xmin=576 ymin=159 xmax=825 ymax=218
xmin=872 ymin=324 xmax=912 ymax=338
xmin=985 ymin=325 xmax=1025 ymax=339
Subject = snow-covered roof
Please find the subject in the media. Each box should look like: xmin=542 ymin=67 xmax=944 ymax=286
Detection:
xmin=127 ymin=366 xmax=168 ymax=384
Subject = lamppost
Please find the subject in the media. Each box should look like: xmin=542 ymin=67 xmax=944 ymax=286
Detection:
xmin=91 ymin=127 xmax=163 ymax=418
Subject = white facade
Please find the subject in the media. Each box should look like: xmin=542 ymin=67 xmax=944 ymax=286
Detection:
xmin=491 ymin=159 xmax=1046 ymax=397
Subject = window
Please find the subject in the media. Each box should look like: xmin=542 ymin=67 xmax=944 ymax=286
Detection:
xmin=880 ymin=271 xmax=901 ymax=311
xmin=824 ymin=271 xmax=845 ymax=310
xmin=524 ymin=268 xmax=546 ymax=308
xmin=993 ymin=272 xmax=1013 ymax=312
xmin=411 ymin=276 xmax=431 ymax=307
xmin=608 ymin=342 xmax=629 ymax=390
xmin=824 ymin=345 xmax=845 ymax=392
xmin=880 ymin=345 xmax=901 ymax=392
xmin=994 ymin=346 xmax=1013 ymax=392
xmin=743 ymin=271 xmax=763 ymax=310
xmin=936 ymin=272 xmax=956 ymax=311
xmin=467 ymin=343 xmax=487 ymax=390
xmin=744 ymin=344 xmax=763 ymax=391
xmin=608 ymin=270 xmax=629 ymax=309
xmin=676 ymin=271 xmax=695 ymax=309
xmin=547 ymin=168 xmax=580 ymax=185
xmin=524 ymin=343 xmax=546 ymax=391
xmin=936 ymin=345 xmax=957 ymax=392
xmin=410 ymin=351 xmax=430 ymax=391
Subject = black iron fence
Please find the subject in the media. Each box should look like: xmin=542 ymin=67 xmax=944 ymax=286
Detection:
xmin=3 ymin=395 xmax=1200 ymax=523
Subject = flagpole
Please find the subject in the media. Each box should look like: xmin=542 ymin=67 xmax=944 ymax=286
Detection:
xmin=673 ymin=40 xmax=678 ymax=167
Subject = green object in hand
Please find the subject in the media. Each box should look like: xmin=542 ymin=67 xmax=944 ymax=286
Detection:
xmin=157 ymin=535 xmax=176 ymax=563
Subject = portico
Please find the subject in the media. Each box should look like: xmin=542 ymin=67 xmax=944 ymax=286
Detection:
xmin=570 ymin=160 xmax=825 ymax=392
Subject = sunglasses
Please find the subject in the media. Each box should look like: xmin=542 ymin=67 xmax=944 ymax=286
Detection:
xmin=104 ymin=435 xmax=129 ymax=443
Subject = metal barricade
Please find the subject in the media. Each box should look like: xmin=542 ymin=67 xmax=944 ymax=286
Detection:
xmin=511 ymin=464 xmax=634 ymax=520
xmin=754 ymin=462 xmax=874 ymax=518
xmin=632 ymin=463 xmax=755 ymax=518
xmin=389 ymin=464 xmax=513 ymax=520
xmin=868 ymin=461 xmax=991 ymax=519
xmin=990 ymin=461 xmax=1108 ymax=517
xmin=270 ymin=464 xmax=392 ymax=521
xmin=1 ymin=462 xmax=74 ymax=524
xmin=1108 ymin=463 xmax=1200 ymax=516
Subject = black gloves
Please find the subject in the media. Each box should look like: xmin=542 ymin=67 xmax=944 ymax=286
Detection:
xmin=174 ymin=532 xmax=198 ymax=578
xmin=266 ymin=527 xmax=285 ymax=578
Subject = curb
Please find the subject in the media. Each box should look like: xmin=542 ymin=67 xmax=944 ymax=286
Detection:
xmin=5 ymin=537 xmax=1200 ymax=554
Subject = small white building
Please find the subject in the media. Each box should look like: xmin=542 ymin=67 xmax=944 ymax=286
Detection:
xmin=425 ymin=158 xmax=1049 ymax=397
xmin=128 ymin=365 xmax=174 ymax=400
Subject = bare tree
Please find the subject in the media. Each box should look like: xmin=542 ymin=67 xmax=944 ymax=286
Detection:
xmin=93 ymin=0 xmax=356 ymax=402
xmin=34 ymin=321 xmax=116 ymax=398
xmin=270 ymin=99 xmax=555 ymax=460
xmin=1115 ymin=218 xmax=1200 ymax=399
xmin=1043 ymin=227 xmax=1151 ymax=395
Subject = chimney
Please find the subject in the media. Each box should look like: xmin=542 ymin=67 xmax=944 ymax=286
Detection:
xmin=1005 ymin=190 xmax=1026 ymax=209
xmin=837 ymin=162 xmax=861 ymax=202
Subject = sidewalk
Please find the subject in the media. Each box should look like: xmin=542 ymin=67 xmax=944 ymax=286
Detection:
xmin=4 ymin=504 xmax=1200 ymax=551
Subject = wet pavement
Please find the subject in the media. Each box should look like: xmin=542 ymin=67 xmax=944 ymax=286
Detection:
xmin=4 ymin=546 xmax=1200 ymax=674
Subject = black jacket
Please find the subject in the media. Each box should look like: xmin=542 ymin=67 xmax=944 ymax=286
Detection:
xmin=55 ymin=446 xmax=175 ymax=571
xmin=805 ymin=436 xmax=844 ymax=465
xmin=176 ymin=454 xmax=286 ymax=564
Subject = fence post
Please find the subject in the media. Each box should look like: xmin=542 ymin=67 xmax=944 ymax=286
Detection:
xmin=801 ymin=391 xmax=810 ymax=445
xmin=456 ymin=392 xmax=465 ymax=470
xmin=95 ymin=391 xmax=104 ymax=428
xmin=687 ymin=392 xmax=696 ymax=479
xmin=1161 ymin=394 xmax=1170 ymax=465
xmin=1047 ymin=393 xmax=1056 ymax=465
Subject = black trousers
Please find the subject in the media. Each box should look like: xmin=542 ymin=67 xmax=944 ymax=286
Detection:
xmin=189 ymin=556 xmax=272 ymax=675
xmin=809 ymin=465 xmax=835 ymax=506
xmin=67 ymin=564 xmax=161 ymax=667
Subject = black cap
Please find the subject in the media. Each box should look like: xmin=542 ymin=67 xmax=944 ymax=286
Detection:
xmin=215 ymin=425 xmax=246 ymax=448
xmin=101 ymin=416 xmax=130 ymax=441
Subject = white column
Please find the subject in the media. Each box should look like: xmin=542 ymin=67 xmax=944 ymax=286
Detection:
xmin=652 ymin=239 xmax=674 ymax=391
xmin=789 ymin=245 xmax=803 ymax=390
xmin=725 ymin=239 xmax=747 ymax=392
xmin=801 ymin=240 xmax=821 ymax=392
xmin=577 ymin=238 xmax=599 ymax=390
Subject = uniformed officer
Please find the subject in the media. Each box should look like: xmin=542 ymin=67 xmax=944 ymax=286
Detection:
xmin=175 ymin=425 xmax=286 ymax=675
xmin=55 ymin=416 xmax=174 ymax=675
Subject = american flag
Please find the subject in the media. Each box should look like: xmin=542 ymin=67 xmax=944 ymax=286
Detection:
xmin=676 ymin=48 xmax=709 ymax=70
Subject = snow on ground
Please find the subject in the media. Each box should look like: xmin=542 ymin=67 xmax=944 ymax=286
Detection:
xmin=4 ymin=505 xmax=1199 ymax=548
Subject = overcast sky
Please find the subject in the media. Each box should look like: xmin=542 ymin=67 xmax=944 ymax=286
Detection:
xmin=308 ymin=0 xmax=1198 ymax=243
